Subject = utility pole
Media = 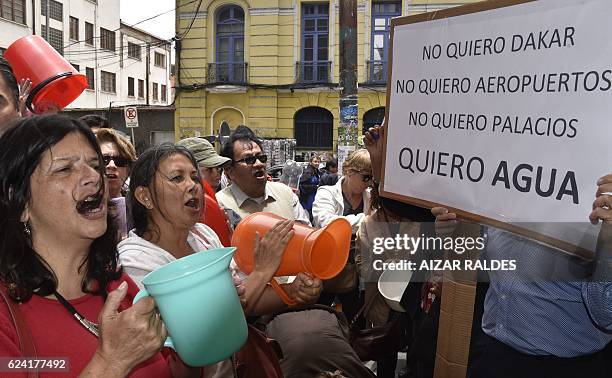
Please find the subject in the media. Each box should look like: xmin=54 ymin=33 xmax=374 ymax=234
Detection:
xmin=146 ymin=42 xmax=151 ymax=106
xmin=337 ymin=0 xmax=358 ymax=172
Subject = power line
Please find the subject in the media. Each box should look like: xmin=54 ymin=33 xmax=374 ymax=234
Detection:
xmin=62 ymin=37 xmax=170 ymax=56
xmin=176 ymin=0 xmax=204 ymax=40
xmin=96 ymin=42 xmax=170 ymax=70
xmin=62 ymin=0 xmax=199 ymax=49
xmin=63 ymin=39 xmax=169 ymax=61
xmin=65 ymin=40 xmax=170 ymax=72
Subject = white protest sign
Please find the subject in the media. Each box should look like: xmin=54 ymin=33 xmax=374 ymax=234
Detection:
xmin=124 ymin=106 xmax=139 ymax=128
xmin=383 ymin=0 xmax=611 ymax=255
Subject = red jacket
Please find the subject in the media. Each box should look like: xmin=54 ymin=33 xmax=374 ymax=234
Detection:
xmin=200 ymin=180 xmax=232 ymax=247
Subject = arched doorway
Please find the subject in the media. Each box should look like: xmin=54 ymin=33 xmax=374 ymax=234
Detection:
xmin=294 ymin=107 xmax=333 ymax=149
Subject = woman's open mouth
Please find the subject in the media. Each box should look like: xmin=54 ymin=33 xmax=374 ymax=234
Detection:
xmin=184 ymin=197 xmax=201 ymax=212
xmin=76 ymin=193 xmax=106 ymax=218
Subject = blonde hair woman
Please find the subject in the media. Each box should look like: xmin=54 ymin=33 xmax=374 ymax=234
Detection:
xmin=311 ymin=149 xmax=372 ymax=321
xmin=312 ymin=149 xmax=372 ymax=232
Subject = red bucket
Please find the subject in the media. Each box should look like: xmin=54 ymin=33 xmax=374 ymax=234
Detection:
xmin=4 ymin=35 xmax=88 ymax=113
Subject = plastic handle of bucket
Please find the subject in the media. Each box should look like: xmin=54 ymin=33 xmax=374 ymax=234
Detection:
xmin=269 ymin=279 xmax=297 ymax=306
xmin=25 ymin=71 xmax=73 ymax=113
xmin=133 ymin=289 xmax=175 ymax=349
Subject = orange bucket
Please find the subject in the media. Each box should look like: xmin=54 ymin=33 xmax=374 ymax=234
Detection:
xmin=232 ymin=212 xmax=351 ymax=305
xmin=4 ymin=35 xmax=87 ymax=113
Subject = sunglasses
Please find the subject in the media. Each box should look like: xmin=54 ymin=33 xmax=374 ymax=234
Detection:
xmin=350 ymin=170 xmax=372 ymax=183
xmin=234 ymin=154 xmax=268 ymax=165
xmin=103 ymin=155 xmax=130 ymax=167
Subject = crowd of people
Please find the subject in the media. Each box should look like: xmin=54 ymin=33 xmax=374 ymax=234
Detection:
xmin=0 ymin=49 xmax=610 ymax=378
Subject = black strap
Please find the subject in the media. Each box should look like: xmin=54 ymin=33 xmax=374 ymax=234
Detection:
xmin=53 ymin=291 xmax=99 ymax=338
xmin=25 ymin=72 xmax=73 ymax=113
xmin=349 ymin=290 xmax=379 ymax=329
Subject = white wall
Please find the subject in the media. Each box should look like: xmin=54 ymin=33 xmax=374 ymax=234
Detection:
xmin=65 ymin=0 xmax=121 ymax=109
xmin=1 ymin=0 xmax=170 ymax=110
xmin=0 ymin=1 xmax=34 ymax=50
xmin=149 ymin=45 xmax=170 ymax=105
xmin=119 ymin=32 xmax=147 ymax=104
xmin=119 ymin=27 xmax=171 ymax=107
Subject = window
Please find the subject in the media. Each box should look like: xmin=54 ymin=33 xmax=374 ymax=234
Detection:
xmin=294 ymin=107 xmax=333 ymax=148
xmin=71 ymin=63 xmax=79 ymax=72
xmin=150 ymin=131 xmax=175 ymax=146
xmin=85 ymin=22 xmax=94 ymax=45
xmin=128 ymin=42 xmax=141 ymax=60
xmin=101 ymin=71 xmax=116 ymax=93
xmin=41 ymin=25 xmax=64 ymax=55
xmin=127 ymin=77 xmax=135 ymax=97
xmin=152 ymin=83 xmax=158 ymax=101
xmin=362 ymin=107 xmax=385 ymax=134
xmin=1 ymin=0 xmax=26 ymax=24
xmin=41 ymin=0 xmax=63 ymax=22
xmin=161 ymin=84 xmax=167 ymax=102
xmin=69 ymin=16 xmax=79 ymax=40
xmin=138 ymin=79 xmax=144 ymax=99
xmin=215 ymin=5 xmax=245 ymax=82
xmin=86 ymin=67 xmax=95 ymax=90
xmin=300 ymin=4 xmax=329 ymax=82
xmin=100 ymin=28 xmax=116 ymax=52
xmin=154 ymin=52 xmax=166 ymax=68
xmin=369 ymin=2 xmax=401 ymax=83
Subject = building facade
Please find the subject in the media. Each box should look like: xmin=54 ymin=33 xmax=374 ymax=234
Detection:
xmin=174 ymin=0 xmax=480 ymax=154
xmin=0 ymin=0 xmax=172 ymax=109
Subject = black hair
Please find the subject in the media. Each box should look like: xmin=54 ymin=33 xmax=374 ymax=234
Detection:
xmin=79 ymin=114 xmax=110 ymax=129
xmin=0 ymin=115 xmax=120 ymax=302
xmin=369 ymin=184 xmax=434 ymax=222
xmin=0 ymin=57 xmax=19 ymax=110
xmin=129 ymin=143 xmax=201 ymax=239
xmin=381 ymin=196 xmax=435 ymax=222
xmin=219 ymin=124 xmax=263 ymax=162
xmin=325 ymin=158 xmax=338 ymax=170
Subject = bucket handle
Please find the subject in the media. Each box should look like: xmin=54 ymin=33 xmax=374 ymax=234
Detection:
xmin=270 ymin=279 xmax=297 ymax=306
xmin=26 ymin=71 xmax=73 ymax=113
xmin=133 ymin=289 xmax=175 ymax=349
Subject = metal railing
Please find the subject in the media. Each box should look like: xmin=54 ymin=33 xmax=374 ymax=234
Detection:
xmin=207 ymin=62 xmax=248 ymax=84
xmin=366 ymin=60 xmax=388 ymax=84
xmin=295 ymin=61 xmax=332 ymax=83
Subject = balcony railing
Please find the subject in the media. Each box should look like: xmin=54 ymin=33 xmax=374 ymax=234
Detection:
xmin=366 ymin=60 xmax=388 ymax=84
xmin=207 ymin=62 xmax=248 ymax=84
xmin=296 ymin=61 xmax=332 ymax=84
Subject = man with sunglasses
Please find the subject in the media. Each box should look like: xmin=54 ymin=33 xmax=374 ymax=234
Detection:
xmin=217 ymin=125 xmax=311 ymax=227
xmin=217 ymin=125 xmax=375 ymax=377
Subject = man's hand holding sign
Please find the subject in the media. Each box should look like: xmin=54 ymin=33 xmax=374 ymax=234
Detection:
xmin=590 ymin=173 xmax=612 ymax=225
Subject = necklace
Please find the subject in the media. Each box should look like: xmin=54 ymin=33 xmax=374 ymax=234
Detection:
xmin=53 ymin=291 xmax=100 ymax=338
